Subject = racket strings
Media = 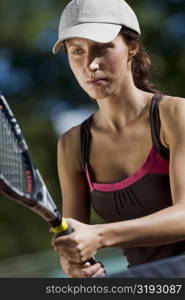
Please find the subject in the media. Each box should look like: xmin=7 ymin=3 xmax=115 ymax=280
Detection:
xmin=0 ymin=108 xmax=29 ymax=193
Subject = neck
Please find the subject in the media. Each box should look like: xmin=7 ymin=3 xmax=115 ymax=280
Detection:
xmin=95 ymin=79 xmax=153 ymax=130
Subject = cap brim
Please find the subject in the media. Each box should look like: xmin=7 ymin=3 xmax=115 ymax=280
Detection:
xmin=52 ymin=23 xmax=122 ymax=54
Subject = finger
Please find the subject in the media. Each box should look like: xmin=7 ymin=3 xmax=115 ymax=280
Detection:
xmin=55 ymin=247 xmax=64 ymax=256
xmin=54 ymin=233 xmax=79 ymax=248
xmin=78 ymin=250 xmax=97 ymax=264
xmin=67 ymin=262 xmax=91 ymax=278
xmin=60 ymin=251 xmax=83 ymax=264
xmin=54 ymin=244 xmax=76 ymax=257
xmin=56 ymin=247 xmax=78 ymax=258
xmin=52 ymin=236 xmax=71 ymax=246
xmin=82 ymin=262 xmax=102 ymax=277
xmin=92 ymin=267 xmax=106 ymax=278
xmin=97 ymin=261 xmax=105 ymax=269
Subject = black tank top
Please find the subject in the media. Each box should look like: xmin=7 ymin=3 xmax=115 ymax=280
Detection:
xmin=80 ymin=94 xmax=185 ymax=266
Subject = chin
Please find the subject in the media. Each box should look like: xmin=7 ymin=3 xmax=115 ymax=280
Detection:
xmin=80 ymin=82 xmax=113 ymax=100
xmin=87 ymin=89 xmax=113 ymax=101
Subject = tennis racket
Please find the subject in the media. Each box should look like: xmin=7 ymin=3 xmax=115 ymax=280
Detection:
xmin=0 ymin=91 xmax=96 ymax=265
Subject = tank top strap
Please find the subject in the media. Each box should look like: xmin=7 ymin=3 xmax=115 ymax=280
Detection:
xmin=80 ymin=94 xmax=170 ymax=172
xmin=80 ymin=114 xmax=93 ymax=173
xmin=150 ymin=94 xmax=170 ymax=161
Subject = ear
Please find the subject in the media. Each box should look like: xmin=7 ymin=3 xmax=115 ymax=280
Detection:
xmin=128 ymin=41 xmax=139 ymax=57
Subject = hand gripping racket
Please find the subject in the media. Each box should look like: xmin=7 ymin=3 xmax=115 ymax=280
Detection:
xmin=0 ymin=91 xmax=96 ymax=265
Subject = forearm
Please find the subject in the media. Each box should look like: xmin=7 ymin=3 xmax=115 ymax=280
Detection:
xmin=97 ymin=204 xmax=185 ymax=248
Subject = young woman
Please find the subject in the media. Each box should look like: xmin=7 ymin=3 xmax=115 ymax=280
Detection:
xmin=51 ymin=0 xmax=185 ymax=278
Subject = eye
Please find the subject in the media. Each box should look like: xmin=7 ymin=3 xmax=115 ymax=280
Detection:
xmin=71 ymin=49 xmax=84 ymax=56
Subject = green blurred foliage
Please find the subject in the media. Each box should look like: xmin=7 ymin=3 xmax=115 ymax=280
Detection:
xmin=0 ymin=0 xmax=185 ymax=259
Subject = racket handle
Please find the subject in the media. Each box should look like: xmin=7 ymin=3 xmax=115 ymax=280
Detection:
xmin=51 ymin=218 xmax=97 ymax=265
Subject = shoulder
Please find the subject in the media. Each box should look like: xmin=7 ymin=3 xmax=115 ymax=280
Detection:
xmin=58 ymin=124 xmax=81 ymax=149
xmin=58 ymin=124 xmax=82 ymax=170
xmin=159 ymin=95 xmax=185 ymax=146
xmin=159 ymin=95 xmax=185 ymax=116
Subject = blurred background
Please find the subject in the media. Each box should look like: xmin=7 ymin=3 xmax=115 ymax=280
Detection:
xmin=0 ymin=0 xmax=185 ymax=277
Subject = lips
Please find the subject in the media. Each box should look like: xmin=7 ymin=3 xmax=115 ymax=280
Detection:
xmin=87 ymin=78 xmax=108 ymax=85
xmin=87 ymin=77 xmax=107 ymax=82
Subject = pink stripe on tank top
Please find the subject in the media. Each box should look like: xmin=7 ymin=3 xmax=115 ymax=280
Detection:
xmin=85 ymin=146 xmax=169 ymax=192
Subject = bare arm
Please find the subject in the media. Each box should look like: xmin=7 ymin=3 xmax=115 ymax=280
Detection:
xmin=98 ymin=96 xmax=185 ymax=248
xmin=56 ymin=125 xmax=105 ymax=276
xmin=57 ymin=125 xmax=90 ymax=223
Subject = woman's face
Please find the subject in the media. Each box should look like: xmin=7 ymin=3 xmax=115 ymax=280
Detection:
xmin=65 ymin=34 xmax=133 ymax=100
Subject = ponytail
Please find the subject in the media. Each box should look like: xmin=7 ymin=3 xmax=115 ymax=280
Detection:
xmin=120 ymin=27 xmax=160 ymax=93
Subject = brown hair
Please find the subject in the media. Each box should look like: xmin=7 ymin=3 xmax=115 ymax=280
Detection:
xmin=120 ymin=26 xmax=160 ymax=93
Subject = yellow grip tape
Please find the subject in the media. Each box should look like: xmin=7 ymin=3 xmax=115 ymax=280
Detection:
xmin=50 ymin=218 xmax=69 ymax=234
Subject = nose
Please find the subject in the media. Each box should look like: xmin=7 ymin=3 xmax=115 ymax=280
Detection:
xmin=89 ymin=59 xmax=100 ymax=71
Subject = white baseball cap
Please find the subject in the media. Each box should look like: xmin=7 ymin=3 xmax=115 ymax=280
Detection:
xmin=52 ymin=0 xmax=141 ymax=54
